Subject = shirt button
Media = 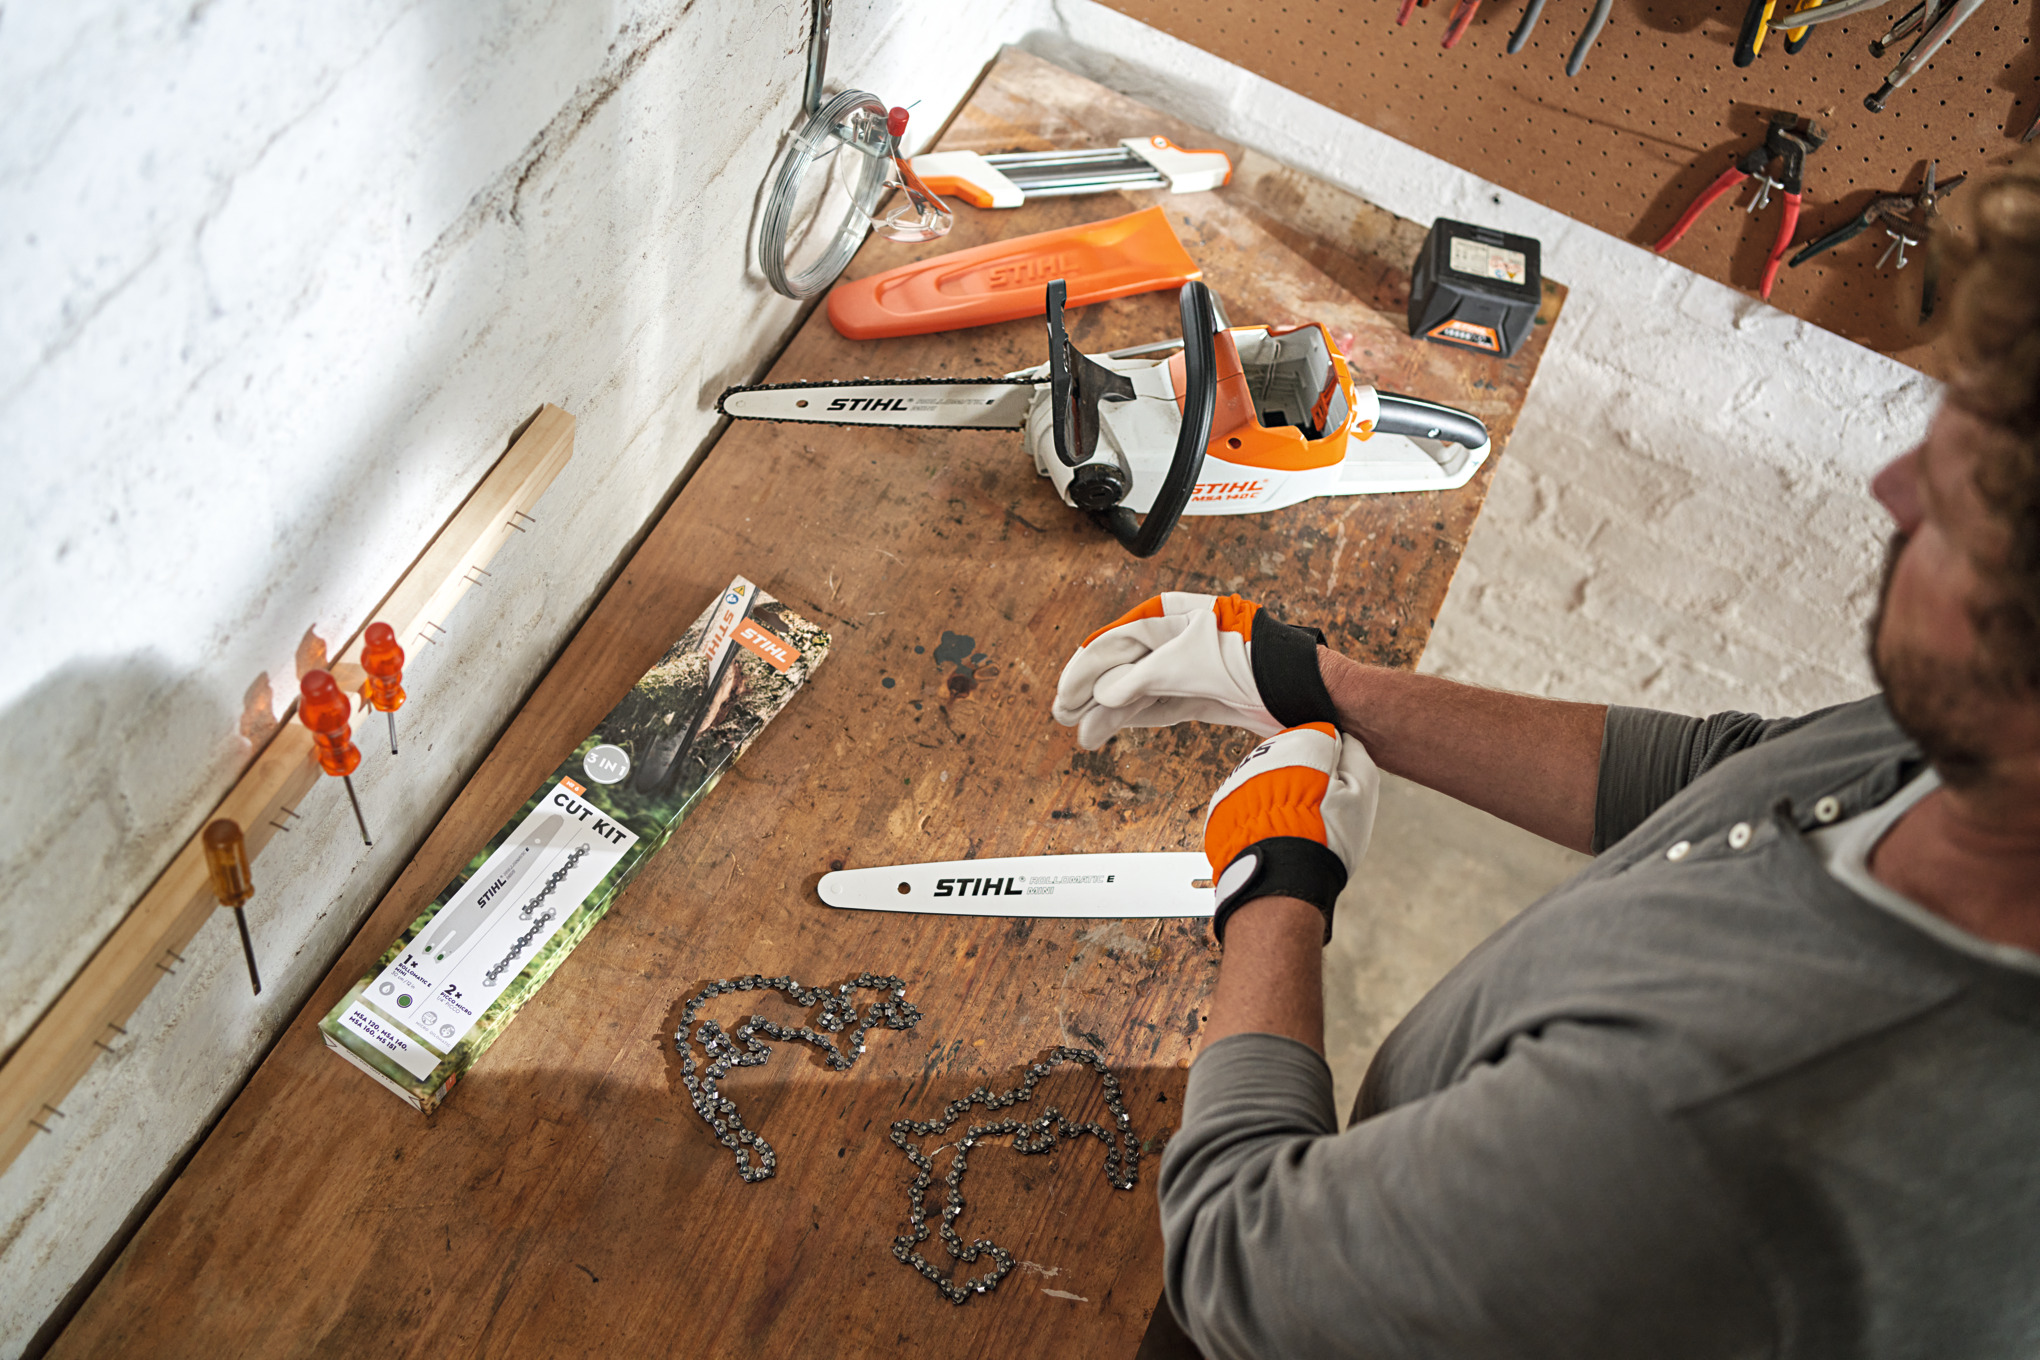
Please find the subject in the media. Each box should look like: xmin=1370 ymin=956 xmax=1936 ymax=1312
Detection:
xmin=1665 ymin=840 xmax=1692 ymax=861
xmin=1728 ymin=822 xmax=1753 ymax=849
xmin=1814 ymin=796 xmax=1841 ymax=824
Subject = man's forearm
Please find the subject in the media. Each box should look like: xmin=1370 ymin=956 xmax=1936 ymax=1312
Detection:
xmin=1198 ymin=896 xmax=1326 ymax=1055
xmin=1319 ymin=648 xmax=1606 ymax=854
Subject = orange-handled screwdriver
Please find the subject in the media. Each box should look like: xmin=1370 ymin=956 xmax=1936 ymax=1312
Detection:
xmin=300 ymin=669 xmax=372 ymax=845
xmin=360 ymin=622 xmax=406 ymax=755
xmin=201 ymin=819 xmax=263 ymax=995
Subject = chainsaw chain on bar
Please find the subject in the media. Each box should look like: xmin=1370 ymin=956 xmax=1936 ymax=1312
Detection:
xmin=714 ymin=375 xmax=1026 ymax=430
xmin=481 ymin=844 xmax=591 ymax=986
xmin=675 ymin=972 xmax=922 ymax=1183
xmin=888 ymin=1046 xmax=1141 ymax=1304
xmin=518 ymin=844 xmax=590 ymax=920
xmin=484 ymin=910 xmax=555 ymax=987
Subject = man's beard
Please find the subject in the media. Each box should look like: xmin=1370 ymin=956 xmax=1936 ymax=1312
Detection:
xmin=1870 ymin=530 xmax=1996 ymax=788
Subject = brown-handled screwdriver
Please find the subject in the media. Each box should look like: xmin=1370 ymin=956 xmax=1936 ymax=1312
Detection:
xmin=202 ymin=819 xmax=262 ymax=995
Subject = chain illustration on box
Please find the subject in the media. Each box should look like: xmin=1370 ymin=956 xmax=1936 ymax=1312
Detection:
xmin=673 ymin=975 xmax=1143 ymax=1304
xmin=482 ymin=845 xmax=591 ymax=986
xmin=675 ymin=972 xmax=922 ymax=1182
xmin=888 ymin=1047 xmax=1140 ymax=1304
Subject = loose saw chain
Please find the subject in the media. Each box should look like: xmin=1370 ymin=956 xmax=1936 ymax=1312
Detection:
xmin=713 ymin=375 xmax=1030 ymax=431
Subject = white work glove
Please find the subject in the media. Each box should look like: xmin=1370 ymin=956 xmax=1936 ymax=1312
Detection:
xmin=1052 ymin=592 xmax=1339 ymax=750
xmin=1203 ymin=722 xmax=1379 ymax=944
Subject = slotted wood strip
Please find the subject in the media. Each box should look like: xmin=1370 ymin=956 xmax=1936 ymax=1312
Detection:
xmin=53 ymin=51 xmax=1561 ymax=1359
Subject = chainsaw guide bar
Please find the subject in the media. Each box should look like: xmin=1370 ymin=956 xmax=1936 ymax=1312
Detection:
xmin=716 ymin=377 xmax=1033 ymax=430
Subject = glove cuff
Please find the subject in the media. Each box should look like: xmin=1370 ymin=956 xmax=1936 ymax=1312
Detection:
xmin=1209 ymin=837 xmax=1346 ymax=946
xmin=1251 ymin=614 xmax=1339 ymax=730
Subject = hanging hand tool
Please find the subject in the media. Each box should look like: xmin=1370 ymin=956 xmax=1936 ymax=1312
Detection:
xmin=719 ymin=280 xmax=1492 ymax=558
xmin=1567 ymin=0 xmax=1615 ymax=73
xmin=1766 ymin=0 xmax=1893 ymax=28
xmin=1735 ymin=0 xmax=1782 ymax=65
xmin=1787 ymin=164 xmax=1965 ymax=325
xmin=1443 ymin=0 xmax=1483 ymax=47
xmin=1782 ymin=0 xmax=1826 ymax=51
xmin=1508 ymin=0 xmax=1550 ymax=50
xmin=360 ymin=622 xmax=406 ymax=756
xmin=201 ymin=819 xmax=262 ymax=995
xmin=2024 ymin=104 xmax=2040 ymax=143
xmin=1918 ymin=160 xmax=1948 ymax=320
xmin=1786 ymin=192 xmax=1919 ymax=266
xmin=1654 ymin=114 xmax=1825 ymax=299
xmin=1398 ymin=0 xmax=1421 ymax=22
xmin=299 ymin=669 xmax=372 ymax=846
xmin=1867 ymin=0 xmax=1929 ymax=53
xmin=1864 ymin=0 xmax=1990 ymax=112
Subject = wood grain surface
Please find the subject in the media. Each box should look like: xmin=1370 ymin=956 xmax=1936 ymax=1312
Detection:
xmin=53 ymin=50 xmax=1562 ymax=1360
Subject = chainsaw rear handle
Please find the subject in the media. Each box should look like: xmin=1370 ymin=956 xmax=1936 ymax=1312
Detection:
xmin=1373 ymin=393 xmax=1490 ymax=457
xmin=1091 ymin=280 xmax=1218 ymax=558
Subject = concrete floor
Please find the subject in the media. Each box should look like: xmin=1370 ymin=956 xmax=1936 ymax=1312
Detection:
xmin=1322 ymin=775 xmax=1591 ymax=1125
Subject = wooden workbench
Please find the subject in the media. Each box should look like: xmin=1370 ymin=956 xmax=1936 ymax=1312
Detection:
xmin=54 ymin=50 xmax=1563 ymax=1359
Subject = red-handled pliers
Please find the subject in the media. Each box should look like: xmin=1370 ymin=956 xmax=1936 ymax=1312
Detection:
xmin=1653 ymin=113 xmax=1825 ymax=300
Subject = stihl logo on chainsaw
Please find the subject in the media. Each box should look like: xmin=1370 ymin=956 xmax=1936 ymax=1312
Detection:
xmin=827 ymin=397 xmax=920 ymax=412
xmin=1191 ymin=479 xmax=1268 ymax=503
xmin=986 ymin=254 xmax=1070 ymax=288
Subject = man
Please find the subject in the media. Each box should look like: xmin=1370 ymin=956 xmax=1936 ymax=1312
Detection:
xmin=1053 ymin=156 xmax=2040 ymax=1358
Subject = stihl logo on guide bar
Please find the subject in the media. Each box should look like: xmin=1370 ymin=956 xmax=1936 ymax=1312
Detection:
xmin=827 ymin=397 xmax=920 ymax=412
xmin=930 ymin=873 xmax=1118 ymax=896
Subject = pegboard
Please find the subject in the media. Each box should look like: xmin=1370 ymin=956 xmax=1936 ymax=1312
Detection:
xmin=1098 ymin=0 xmax=2037 ymax=376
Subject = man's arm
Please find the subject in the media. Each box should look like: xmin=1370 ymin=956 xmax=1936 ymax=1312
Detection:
xmin=1319 ymin=649 xmax=1607 ymax=854
xmin=1160 ymin=1013 xmax=1774 ymax=1359
xmin=1196 ymin=896 xmax=1327 ymax=1053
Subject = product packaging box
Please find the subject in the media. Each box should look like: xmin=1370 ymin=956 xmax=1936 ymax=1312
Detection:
xmin=319 ymin=577 xmax=828 ymax=1110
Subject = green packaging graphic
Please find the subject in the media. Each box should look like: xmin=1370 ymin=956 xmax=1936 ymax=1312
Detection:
xmin=319 ymin=576 xmax=828 ymax=1110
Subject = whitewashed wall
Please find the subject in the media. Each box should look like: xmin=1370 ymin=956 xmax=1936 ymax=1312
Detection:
xmin=0 ymin=0 xmax=1934 ymax=1350
xmin=0 ymin=1 xmax=1055 ymax=1349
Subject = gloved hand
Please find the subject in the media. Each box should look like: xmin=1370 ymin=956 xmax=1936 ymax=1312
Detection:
xmin=1052 ymin=592 xmax=1339 ymax=750
xmin=1203 ymin=722 xmax=1379 ymax=944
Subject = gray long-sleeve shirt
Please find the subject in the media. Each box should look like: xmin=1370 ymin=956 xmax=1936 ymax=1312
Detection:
xmin=1159 ymin=696 xmax=2040 ymax=1359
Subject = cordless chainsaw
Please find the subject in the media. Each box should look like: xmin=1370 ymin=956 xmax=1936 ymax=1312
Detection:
xmin=718 ymin=280 xmax=1493 ymax=557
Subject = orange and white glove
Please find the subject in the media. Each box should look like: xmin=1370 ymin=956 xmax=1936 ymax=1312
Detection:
xmin=1052 ymin=593 xmax=1338 ymax=750
xmin=1203 ymin=722 xmax=1379 ymax=944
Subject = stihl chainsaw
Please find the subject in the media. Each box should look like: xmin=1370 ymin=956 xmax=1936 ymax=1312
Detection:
xmin=718 ymin=280 xmax=1493 ymax=557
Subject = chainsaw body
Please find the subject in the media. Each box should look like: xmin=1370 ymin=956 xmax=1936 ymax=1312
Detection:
xmin=1017 ymin=298 xmax=1492 ymax=524
xmin=714 ymin=279 xmax=1494 ymax=557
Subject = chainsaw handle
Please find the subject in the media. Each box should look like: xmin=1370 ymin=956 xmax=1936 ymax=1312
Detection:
xmin=1094 ymin=280 xmax=1217 ymax=558
xmin=1372 ymin=393 xmax=1490 ymax=458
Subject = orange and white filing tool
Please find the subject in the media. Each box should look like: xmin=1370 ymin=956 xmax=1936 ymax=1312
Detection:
xmin=909 ymin=136 xmax=1230 ymax=210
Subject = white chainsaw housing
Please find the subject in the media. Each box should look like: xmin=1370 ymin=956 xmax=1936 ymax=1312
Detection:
xmin=1020 ymin=326 xmax=1491 ymax=516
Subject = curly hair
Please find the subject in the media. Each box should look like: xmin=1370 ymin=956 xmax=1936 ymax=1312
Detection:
xmin=1937 ymin=143 xmax=2040 ymax=692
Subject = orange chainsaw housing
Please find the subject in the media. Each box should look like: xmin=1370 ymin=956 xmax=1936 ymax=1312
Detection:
xmin=1165 ymin=323 xmax=1359 ymax=473
xmin=826 ymin=206 xmax=1200 ymax=340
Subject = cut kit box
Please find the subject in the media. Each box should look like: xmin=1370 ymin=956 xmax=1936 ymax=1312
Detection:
xmin=320 ymin=577 xmax=828 ymax=1111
